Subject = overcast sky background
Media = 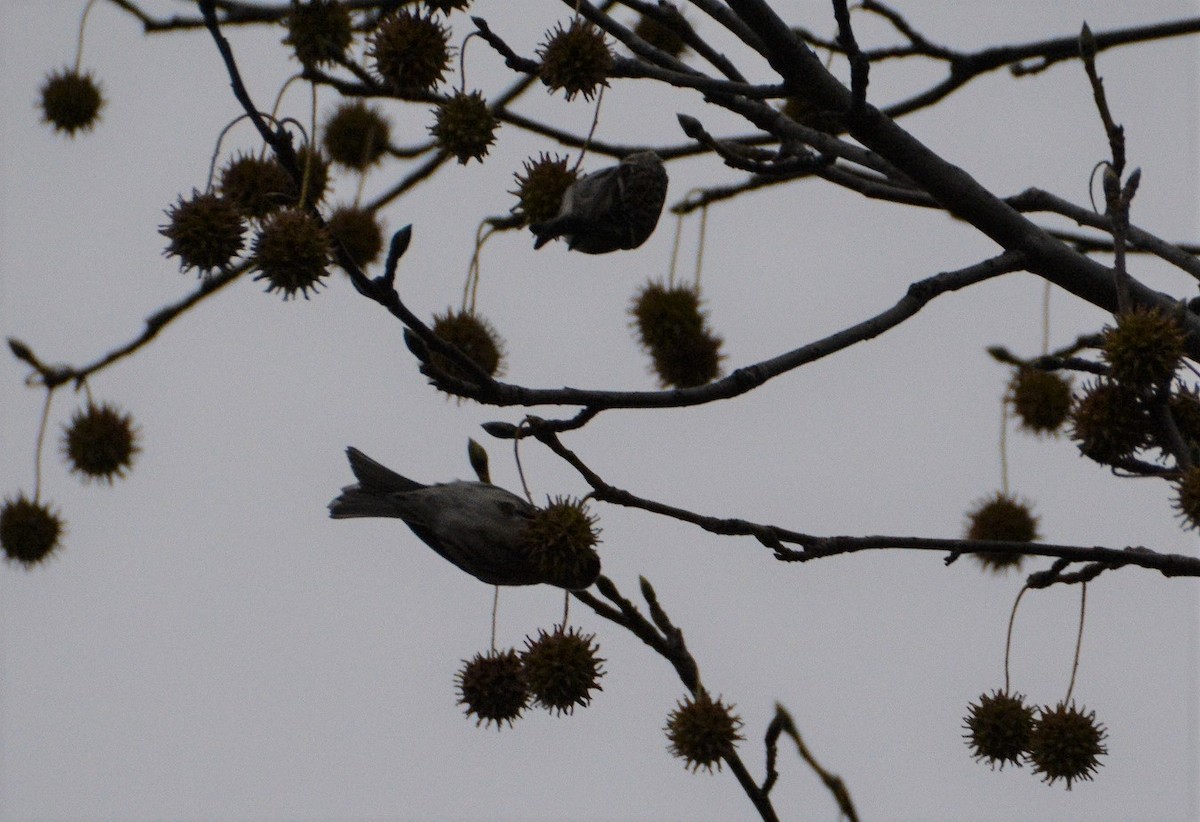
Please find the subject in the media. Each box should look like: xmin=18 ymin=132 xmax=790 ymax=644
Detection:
xmin=2 ymin=1 xmax=1198 ymax=820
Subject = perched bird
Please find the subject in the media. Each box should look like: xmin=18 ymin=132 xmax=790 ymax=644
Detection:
xmin=530 ymin=151 xmax=668 ymax=254
xmin=328 ymin=446 xmax=549 ymax=586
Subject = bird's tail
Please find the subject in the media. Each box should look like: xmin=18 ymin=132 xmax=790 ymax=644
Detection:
xmin=328 ymin=447 xmax=423 ymax=519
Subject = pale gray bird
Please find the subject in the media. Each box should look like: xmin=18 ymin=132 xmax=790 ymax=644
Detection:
xmin=530 ymin=151 xmax=668 ymax=254
xmin=328 ymin=447 xmax=550 ymax=586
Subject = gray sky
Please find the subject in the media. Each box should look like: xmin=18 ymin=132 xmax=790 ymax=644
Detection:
xmin=2 ymin=1 xmax=1198 ymax=820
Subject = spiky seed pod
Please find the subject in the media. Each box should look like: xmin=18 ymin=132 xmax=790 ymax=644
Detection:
xmin=1028 ymin=702 xmax=1107 ymax=789
xmin=429 ymin=90 xmax=498 ymax=165
xmin=520 ymin=497 xmax=601 ymax=590
xmin=631 ymin=282 xmax=723 ymax=388
xmin=218 ymin=154 xmax=294 ymax=219
xmin=223 ymin=147 xmax=329 ymax=214
xmin=511 ymin=153 xmax=578 ymax=225
xmin=647 ymin=319 xmax=723 ymax=388
xmin=283 ymin=0 xmax=353 ymax=67
xmin=1172 ymin=466 xmax=1200 ymax=530
xmin=327 ymin=206 xmax=383 ymax=268
xmin=160 ymin=190 xmax=246 ymax=275
xmin=368 ymin=10 xmax=451 ymax=95
xmin=631 ymin=282 xmax=703 ymax=350
xmin=664 ymin=691 xmax=744 ymax=772
xmin=62 ymin=402 xmax=139 ymax=483
xmin=537 ymin=19 xmax=613 ymax=101
xmin=456 ymin=649 xmax=529 ymax=729
xmin=633 ymin=5 xmax=688 ymax=59
xmin=1069 ymin=379 xmax=1150 ymax=464
xmin=39 ymin=68 xmax=104 ymax=136
xmin=1101 ymin=307 xmax=1185 ymax=390
xmin=1009 ymin=368 xmax=1072 ymax=435
xmin=965 ymin=493 xmax=1038 ymax=542
xmin=521 ymin=625 xmax=605 ymax=715
xmin=323 ymin=101 xmax=391 ymax=170
xmin=964 ymin=492 xmax=1037 ymax=573
xmin=251 ymin=208 xmax=330 ymax=299
xmin=429 ymin=310 xmax=505 ymax=382
xmin=963 ymin=690 xmax=1034 ymax=769
xmin=1 ymin=494 xmax=64 ymax=567
xmin=425 ymin=0 xmax=471 ymax=12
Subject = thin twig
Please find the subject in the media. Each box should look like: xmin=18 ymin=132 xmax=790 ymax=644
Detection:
xmin=1063 ymin=582 xmax=1088 ymax=703
xmin=763 ymin=705 xmax=858 ymax=821
xmin=526 ymin=425 xmax=1200 ymax=578
xmin=571 ymin=576 xmax=777 ymax=821
xmin=1003 ymin=585 xmax=1029 ymax=693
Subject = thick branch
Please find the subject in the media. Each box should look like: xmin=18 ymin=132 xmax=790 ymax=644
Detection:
xmin=448 ymin=253 xmax=1024 ymax=410
xmin=722 ymin=0 xmax=1200 ymax=344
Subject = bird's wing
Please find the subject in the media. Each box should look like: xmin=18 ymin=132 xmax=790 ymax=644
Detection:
xmin=393 ymin=483 xmax=542 ymax=585
xmin=567 ymin=163 xmax=622 ymax=214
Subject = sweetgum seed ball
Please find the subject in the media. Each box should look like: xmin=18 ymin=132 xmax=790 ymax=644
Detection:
xmin=369 ymin=10 xmax=452 ymax=94
xmin=1 ymin=494 xmax=64 ymax=567
xmin=963 ymin=690 xmax=1034 ymax=769
xmin=284 ymin=0 xmax=353 ymax=67
xmin=1172 ymin=465 xmax=1200 ymax=530
xmin=1101 ymin=307 xmax=1185 ymax=390
xmin=1028 ymin=702 xmax=1107 ymax=789
xmin=429 ymin=91 xmax=498 ymax=165
xmin=520 ymin=498 xmax=602 ymax=590
xmin=1009 ymin=368 xmax=1072 ymax=435
xmin=323 ymin=101 xmax=391 ymax=170
xmin=456 ymin=649 xmax=528 ymax=729
xmin=219 ymin=154 xmax=295 ymax=219
xmin=327 ymin=206 xmax=384 ymax=268
xmin=511 ymin=153 xmax=577 ymax=224
xmin=521 ymin=625 xmax=605 ymax=715
xmin=251 ymin=208 xmax=331 ymax=298
xmin=537 ymin=19 xmax=613 ymax=101
xmin=39 ymin=69 xmax=104 ymax=136
xmin=219 ymin=148 xmax=327 ymax=214
xmin=63 ymin=402 xmax=139 ymax=483
xmin=965 ymin=493 xmax=1038 ymax=542
xmin=632 ymin=283 xmax=723 ymax=388
xmin=1069 ymin=380 xmax=1150 ymax=464
xmin=429 ymin=310 xmax=505 ymax=382
xmin=160 ymin=190 xmax=246 ymax=274
xmin=964 ymin=492 xmax=1037 ymax=573
xmin=664 ymin=691 xmax=744 ymax=772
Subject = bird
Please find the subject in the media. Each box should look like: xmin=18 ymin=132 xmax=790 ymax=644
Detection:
xmin=328 ymin=446 xmax=550 ymax=586
xmin=530 ymin=151 xmax=668 ymax=254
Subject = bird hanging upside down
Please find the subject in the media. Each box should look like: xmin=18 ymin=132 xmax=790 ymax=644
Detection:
xmin=530 ymin=151 xmax=668 ymax=254
xmin=328 ymin=447 xmax=599 ymax=588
